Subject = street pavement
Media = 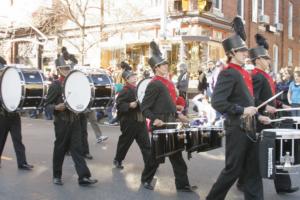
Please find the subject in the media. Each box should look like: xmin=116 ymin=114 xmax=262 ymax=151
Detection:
xmin=0 ymin=117 xmax=299 ymax=200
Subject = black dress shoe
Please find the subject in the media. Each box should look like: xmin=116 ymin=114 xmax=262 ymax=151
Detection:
xmin=18 ymin=163 xmax=34 ymax=170
xmin=113 ymin=160 xmax=124 ymax=169
xmin=276 ymin=186 xmax=299 ymax=194
xmin=84 ymin=153 xmax=93 ymax=160
xmin=53 ymin=178 xmax=63 ymax=185
xmin=177 ymin=185 xmax=198 ymax=192
xmin=142 ymin=182 xmax=154 ymax=190
xmin=78 ymin=177 xmax=98 ymax=186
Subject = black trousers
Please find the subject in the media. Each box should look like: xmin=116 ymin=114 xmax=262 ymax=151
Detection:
xmin=115 ymin=119 xmax=151 ymax=165
xmin=53 ymin=116 xmax=91 ymax=179
xmin=141 ymin=140 xmax=190 ymax=189
xmin=0 ymin=114 xmax=27 ymax=166
xmin=79 ymin=114 xmax=90 ymax=155
xmin=206 ymin=123 xmax=264 ymax=200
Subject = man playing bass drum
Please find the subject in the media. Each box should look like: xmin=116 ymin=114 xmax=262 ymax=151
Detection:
xmin=45 ymin=65 xmax=97 ymax=186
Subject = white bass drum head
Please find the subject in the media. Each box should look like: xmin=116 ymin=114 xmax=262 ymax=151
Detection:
xmin=0 ymin=67 xmax=22 ymax=111
xmin=137 ymin=78 xmax=152 ymax=104
xmin=64 ymin=70 xmax=91 ymax=113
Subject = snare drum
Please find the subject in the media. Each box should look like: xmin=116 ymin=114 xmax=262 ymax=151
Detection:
xmin=87 ymin=73 xmax=114 ymax=110
xmin=198 ymin=126 xmax=223 ymax=152
xmin=0 ymin=66 xmax=46 ymax=112
xmin=281 ymin=117 xmax=300 ymax=129
xmin=260 ymin=129 xmax=300 ymax=178
xmin=63 ymin=70 xmax=92 ymax=113
xmin=185 ymin=127 xmax=204 ymax=153
xmin=152 ymin=129 xmax=185 ymax=159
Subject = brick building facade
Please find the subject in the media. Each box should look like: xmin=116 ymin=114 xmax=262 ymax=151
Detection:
xmin=221 ymin=0 xmax=300 ymax=72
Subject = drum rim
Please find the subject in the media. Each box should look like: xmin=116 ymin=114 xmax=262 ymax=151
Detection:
xmin=63 ymin=69 xmax=91 ymax=113
xmin=87 ymin=73 xmax=115 ymax=109
xmin=153 ymin=128 xmax=181 ymax=134
xmin=0 ymin=66 xmax=22 ymax=112
xmin=263 ymin=128 xmax=300 ymax=138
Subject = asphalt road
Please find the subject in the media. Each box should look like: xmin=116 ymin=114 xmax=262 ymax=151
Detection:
xmin=0 ymin=117 xmax=299 ymax=200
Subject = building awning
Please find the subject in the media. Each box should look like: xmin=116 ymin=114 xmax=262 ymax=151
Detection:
xmin=181 ymin=35 xmax=210 ymax=42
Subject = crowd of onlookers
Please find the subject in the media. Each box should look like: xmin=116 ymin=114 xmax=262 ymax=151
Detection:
xmin=29 ymin=55 xmax=300 ymax=127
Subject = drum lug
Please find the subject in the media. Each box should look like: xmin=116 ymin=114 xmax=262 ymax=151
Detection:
xmin=283 ymin=152 xmax=292 ymax=168
xmin=153 ymin=135 xmax=158 ymax=141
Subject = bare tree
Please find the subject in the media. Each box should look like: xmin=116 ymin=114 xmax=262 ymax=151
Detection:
xmin=33 ymin=0 xmax=146 ymax=65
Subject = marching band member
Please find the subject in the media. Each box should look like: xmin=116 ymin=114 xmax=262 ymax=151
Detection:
xmin=246 ymin=34 xmax=298 ymax=194
xmin=113 ymin=70 xmax=151 ymax=171
xmin=45 ymin=65 xmax=97 ymax=186
xmin=206 ymin=17 xmax=269 ymax=200
xmin=0 ymin=57 xmax=33 ymax=170
xmin=140 ymin=41 xmax=197 ymax=192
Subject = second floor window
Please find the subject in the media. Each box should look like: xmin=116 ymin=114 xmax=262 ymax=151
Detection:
xmin=273 ymin=45 xmax=278 ymax=73
xmin=258 ymin=0 xmax=264 ymax=16
xmin=237 ymin=0 xmax=244 ymax=19
xmin=288 ymin=48 xmax=293 ymax=65
xmin=288 ymin=2 xmax=293 ymax=39
xmin=213 ymin=0 xmax=222 ymax=10
xmin=274 ymin=0 xmax=279 ymax=24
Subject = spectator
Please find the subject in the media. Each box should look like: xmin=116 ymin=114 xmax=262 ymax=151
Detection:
xmin=197 ymin=69 xmax=207 ymax=94
xmin=288 ymin=71 xmax=300 ymax=116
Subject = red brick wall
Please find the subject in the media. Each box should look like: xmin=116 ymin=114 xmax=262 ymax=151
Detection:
xmin=215 ymin=0 xmax=300 ymax=71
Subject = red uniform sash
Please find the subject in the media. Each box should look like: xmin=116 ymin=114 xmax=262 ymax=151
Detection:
xmin=252 ymin=68 xmax=275 ymax=95
xmin=225 ymin=63 xmax=254 ymax=96
xmin=152 ymin=75 xmax=177 ymax=104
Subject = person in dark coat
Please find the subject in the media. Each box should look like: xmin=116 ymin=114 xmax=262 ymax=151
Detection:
xmin=44 ymin=65 xmax=97 ymax=186
xmin=0 ymin=57 xmax=34 ymax=170
xmin=239 ymin=34 xmax=298 ymax=194
xmin=140 ymin=41 xmax=196 ymax=192
xmin=206 ymin=17 xmax=270 ymax=200
xmin=113 ymin=70 xmax=151 ymax=172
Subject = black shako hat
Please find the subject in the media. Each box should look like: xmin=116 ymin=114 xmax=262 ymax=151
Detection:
xmin=148 ymin=41 xmax=168 ymax=69
xmin=122 ymin=70 xmax=136 ymax=80
xmin=222 ymin=17 xmax=248 ymax=53
xmin=248 ymin=34 xmax=270 ymax=61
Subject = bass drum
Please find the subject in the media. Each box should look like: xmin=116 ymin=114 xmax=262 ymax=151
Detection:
xmin=0 ymin=66 xmax=46 ymax=112
xmin=63 ymin=70 xmax=91 ymax=113
xmin=88 ymin=73 xmax=114 ymax=110
xmin=136 ymin=78 xmax=152 ymax=104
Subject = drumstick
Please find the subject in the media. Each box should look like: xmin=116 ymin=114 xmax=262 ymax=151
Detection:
xmin=256 ymin=91 xmax=283 ymax=110
xmin=162 ymin=122 xmax=182 ymax=126
xmin=269 ymin=118 xmax=286 ymax=123
xmin=276 ymin=107 xmax=300 ymax=112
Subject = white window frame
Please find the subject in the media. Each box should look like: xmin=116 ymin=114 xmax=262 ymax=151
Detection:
xmin=273 ymin=45 xmax=278 ymax=73
xmin=258 ymin=0 xmax=264 ymax=16
xmin=213 ymin=0 xmax=222 ymax=11
xmin=252 ymin=0 xmax=258 ymax=22
xmin=288 ymin=2 xmax=293 ymax=39
xmin=237 ymin=0 xmax=244 ymax=19
xmin=274 ymin=0 xmax=279 ymax=24
xmin=288 ymin=48 xmax=293 ymax=65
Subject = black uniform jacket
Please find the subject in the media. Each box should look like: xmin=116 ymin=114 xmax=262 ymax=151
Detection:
xmin=116 ymin=84 xmax=145 ymax=122
xmin=141 ymin=79 xmax=177 ymax=122
xmin=252 ymin=70 xmax=275 ymax=111
xmin=44 ymin=79 xmax=77 ymax=121
xmin=211 ymin=65 xmax=255 ymax=120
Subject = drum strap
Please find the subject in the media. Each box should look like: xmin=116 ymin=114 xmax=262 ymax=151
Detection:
xmin=240 ymin=115 xmax=257 ymax=142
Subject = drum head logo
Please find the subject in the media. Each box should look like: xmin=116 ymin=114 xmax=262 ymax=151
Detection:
xmin=76 ymin=104 xmax=84 ymax=110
